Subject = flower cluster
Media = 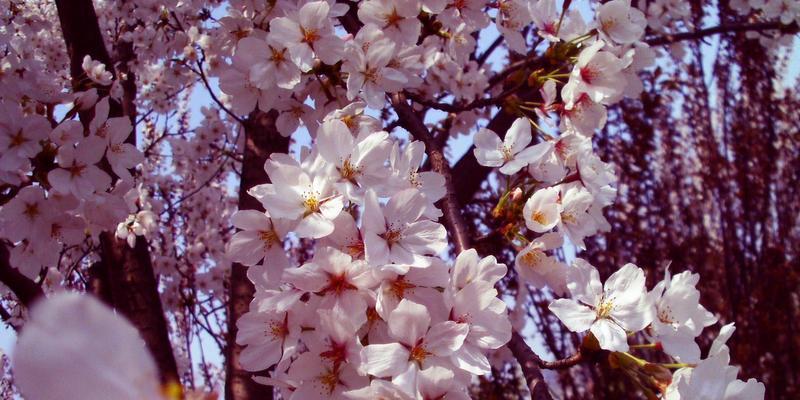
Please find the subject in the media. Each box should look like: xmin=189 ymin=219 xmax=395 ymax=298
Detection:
xmin=227 ymin=111 xmax=511 ymax=397
xmin=0 ymin=0 xmax=789 ymax=398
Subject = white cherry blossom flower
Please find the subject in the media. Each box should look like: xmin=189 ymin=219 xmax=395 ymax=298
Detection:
xmin=48 ymin=137 xmax=111 ymax=199
xmin=359 ymin=299 xmax=468 ymax=393
xmin=557 ymin=183 xmax=596 ymax=249
xmin=283 ymin=246 xmax=377 ymax=319
xmin=597 ymin=0 xmax=647 ymax=45
xmin=81 ymin=55 xmax=113 ymax=86
xmin=115 ymin=210 xmax=157 ymax=248
xmin=523 ymin=186 xmax=560 ymax=232
xmin=562 ymin=40 xmax=628 ymax=108
xmin=0 ymin=102 xmax=49 ymax=172
xmin=358 ymin=0 xmax=422 ymax=46
xmin=647 ymin=270 xmax=718 ymax=362
xmin=269 ymin=1 xmax=345 ymax=72
xmin=236 ymin=36 xmax=302 ymax=90
xmin=389 ymin=141 xmax=446 ymax=219
xmin=0 ymin=186 xmax=50 ymax=243
xmin=473 ymin=118 xmax=551 ymax=175
xmin=549 ymin=259 xmax=652 ymax=352
xmin=225 ymin=209 xmax=292 ymax=275
xmin=515 ymin=232 xmax=567 ymax=295
xmin=362 ymin=188 xmax=447 ymax=272
xmin=250 ymin=158 xmax=343 ymax=239
xmin=316 ymin=119 xmax=392 ymax=201
xmin=343 ymin=35 xmax=406 ymax=109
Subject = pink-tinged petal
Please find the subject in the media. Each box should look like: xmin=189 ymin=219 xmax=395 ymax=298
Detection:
xmin=567 ymin=258 xmax=603 ymax=306
xmin=385 ymin=188 xmax=426 ymax=227
xmin=298 ymin=1 xmax=330 ymax=29
xmin=317 ymin=120 xmax=354 ymax=165
xmin=590 ymin=318 xmax=628 ymax=352
xmin=359 ymin=343 xmax=409 ymax=377
xmin=391 ymin=363 xmax=419 ymax=398
xmin=282 ymin=263 xmax=327 ymax=292
xmin=239 ymin=336 xmax=283 ymax=371
xmin=361 ymin=189 xmax=386 ymax=233
xmin=451 ymin=344 xmax=491 ymax=375
xmin=417 ymin=365 xmax=456 ymax=398
xmin=400 ymin=220 xmax=447 ymax=254
xmin=230 ymin=210 xmax=272 ymax=231
xmin=473 ymin=128 xmax=504 ymax=168
xmin=295 ymin=212 xmax=335 ymax=239
xmin=425 ymin=321 xmax=468 ymax=356
xmin=314 ymin=35 xmax=345 ymax=65
xmin=604 ymin=263 xmax=646 ymax=305
xmin=47 ymin=169 xmax=72 ymax=195
xmin=659 ymin=334 xmax=701 ymax=363
xmin=467 ymin=309 xmax=511 ymax=349
xmin=226 ymin=231 xmax=267 ymax=266
xmin=105 ymin=117 xmax=133 ymax=144
xmin=548 ymin=299 xmax=596 ymax=332
xmin=269 ymin=17 xmax=302 ymax=43
xmin=319 ymin=195 xmax=344 ymax=220
xmin=77 ymin=135 xmax=108 ymax=165
xmin=505 ymin=117 xmax=532 ymax=154
xmin=364 ymin=230 xmax=390 ymax=267
xmin=388 ymin=299 xmax=430 ymax=346
xmin=453 ymin=281 xmax=496 ymax=317
xmin=234 ymin=37 xmax=270 ymax=67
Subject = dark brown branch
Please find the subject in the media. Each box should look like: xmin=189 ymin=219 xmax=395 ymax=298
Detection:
xmin=477 ymin=36 xmax=504 ymax=66
xmin=405 ymin=81 xmax=523 ymax=113
xmin=646 ymin=21 xmax=799 ymax=46
xmin=225 ymin=110 xmax=290 ymax=400
xmin=98 ymin=234 xmax=181 ymax=385
xmin=390 ymin=94 xmax=471 ymax=253
xmin=0 ymin=244 xmax=44 ymax=308
xmin=507 ymin=332 xmax=554 ymax=400
xmin=539 ymin=350 xmax=583 ymax=370
xmin=54 ymin=0 xmax=114 ymax=93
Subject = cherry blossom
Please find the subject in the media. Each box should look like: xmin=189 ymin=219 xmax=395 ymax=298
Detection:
xmin=549 ymin=259 xmax=652 ymax=352
xmin=269 ymin=1 xmax=345 ymax=72
xmin=473 ymin=118 xmax=551 ymax=175
xmin=363 ymin=188 xmax=447 ymax=272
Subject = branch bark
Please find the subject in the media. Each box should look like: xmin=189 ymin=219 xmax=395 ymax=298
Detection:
xmin=390 ymin=94 xmax=471 ymax=252
xmin=225 ymin=110 xmax=289 ymax=400
xmin=98 ymin=234 xmax=181 ymax=384
xmin=646 ymin=21 xmax=799 ymax=46
xmin=507 ymin=332 xmax=555 ymax=400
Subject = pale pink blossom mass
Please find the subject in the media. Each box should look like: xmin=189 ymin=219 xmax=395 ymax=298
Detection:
xmin=0 ymin=0 xmax=784 ymax=398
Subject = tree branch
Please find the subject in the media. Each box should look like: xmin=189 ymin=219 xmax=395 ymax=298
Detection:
xmin=390 ymin=94 xmax=471 ymax=253
xmin=646 ymin=21 xmax=799 ymax=46
xmin=507 ymin=332 xmax=554 ymax=400
xmin=450 ymin=20 xmax=799 ymax=205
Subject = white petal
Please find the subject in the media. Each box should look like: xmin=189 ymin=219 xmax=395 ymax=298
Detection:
xmin=548 ymin=299 xmax=596 ymax=332
xmin=590 ymin=318 xmax=628 ymax=352
xmin=359 ymin=343 xmax=409 ymax=377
